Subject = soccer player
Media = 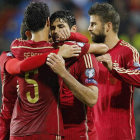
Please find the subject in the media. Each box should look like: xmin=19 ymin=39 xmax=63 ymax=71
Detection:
xmin=88 ymin=2 xmax=140 ymax=140
xmin=46 ymin=10 xmax=99 ymax=140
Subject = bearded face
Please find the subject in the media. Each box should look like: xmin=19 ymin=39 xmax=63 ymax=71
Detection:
xmin=90 ymin=27 xmax=106 ymax=43
xmin=88 ymin=15 xmax=106 ymax=43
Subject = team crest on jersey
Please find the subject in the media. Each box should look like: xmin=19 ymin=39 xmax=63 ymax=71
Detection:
xmin=85 ymin=68 xmax=95 ymax=78
xmin=133 ymin=62 xmax=140 ymax=67
xmin=7 ymin=52 xmax=13 ymax=57
xmin=85 ymin=79 xmax=97 ymax=85
xmin=77 ymin=42 xmax=85 ymax=47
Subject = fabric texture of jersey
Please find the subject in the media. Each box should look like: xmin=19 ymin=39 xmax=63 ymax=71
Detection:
xmin=60 ymin=54 xmax=99 ymax=140
xmin=10 ymin=39 xmax=90 ymax=137
xmin=94 ymin=40 xmax=140 ymax=140
xmin=0 ymin=51 xmax=18 ymax=140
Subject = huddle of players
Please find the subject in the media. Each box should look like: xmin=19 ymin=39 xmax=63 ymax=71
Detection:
xmin=0 ymin=1 xmax=140 ymax=140
xmin=0 ymin=2 xmax=105 ymax=140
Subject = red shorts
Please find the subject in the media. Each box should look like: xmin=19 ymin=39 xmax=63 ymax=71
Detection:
xmin=10 ymin=134 xmax=62 ymax=140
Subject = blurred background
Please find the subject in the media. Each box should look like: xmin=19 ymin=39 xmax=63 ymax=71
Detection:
xmin=0 ymin=0 xmax=140 ymax=139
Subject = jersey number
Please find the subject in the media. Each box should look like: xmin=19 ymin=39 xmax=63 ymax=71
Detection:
xmin=25 ymin=69 xmax=39 ymax=103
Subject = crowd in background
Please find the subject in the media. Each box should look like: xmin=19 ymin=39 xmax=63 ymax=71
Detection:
xmin=0 ymin=0 xmax=140 ymax=139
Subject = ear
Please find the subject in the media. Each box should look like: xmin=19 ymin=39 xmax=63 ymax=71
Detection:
xmin=105 ymin=22 xmax=112 ymax=32
xmin=25 ymin=31 xmax=32 ymax=40
xmin=47 ymin=17 xmax=50 ymax=27
xmin=70 ymin=25 xmax=77 ymax=32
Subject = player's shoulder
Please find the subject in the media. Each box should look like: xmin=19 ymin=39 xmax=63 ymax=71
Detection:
xmin=119 ymin=40 xmax=138 ymax=53
xmin=78 ymin=54 xmax=96 ymax=64
xmin=76 ymin=54 xmax=97 ymax=71
xmin=11 ymin=38 xmax=29 ymax=48
xmin=0 ymin=51 xmax=14 ymax=67
xmin=11 ymin=38 xmax=25 ymax=45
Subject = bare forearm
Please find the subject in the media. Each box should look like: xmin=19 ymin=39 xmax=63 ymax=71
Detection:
xmin=88 ymin=43 xmax=109 ymax=54
xmin=60 ymin=70 xmax=98 ymax=107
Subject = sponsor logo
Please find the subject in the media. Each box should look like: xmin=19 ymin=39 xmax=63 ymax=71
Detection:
xmin=85 ymin=79 xmax=97 ymax=85
xmin=85 ymin=68 xmax=95 ymax=78
xmin=77 ymin=42 xmax=85 ymax=47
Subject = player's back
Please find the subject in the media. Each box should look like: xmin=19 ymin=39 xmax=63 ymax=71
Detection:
xmin=10 ymin=39 xmax=64 ymax=136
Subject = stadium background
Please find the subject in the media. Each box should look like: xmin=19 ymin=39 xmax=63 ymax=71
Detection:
xmin=0 ymin=0 xmax=140 ymax=139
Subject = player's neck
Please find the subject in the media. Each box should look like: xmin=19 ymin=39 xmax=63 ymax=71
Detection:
xmin=105 ymin=33 xmax=119 ymax=50
xmin=31 ymin=27 xmax=49 ymax=42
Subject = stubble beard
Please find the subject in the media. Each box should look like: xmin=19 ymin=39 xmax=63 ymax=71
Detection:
xmin=91 ymin=27 xmax=106 ymax=43
xmin=91 ymin=34 xmax=106 ymax=43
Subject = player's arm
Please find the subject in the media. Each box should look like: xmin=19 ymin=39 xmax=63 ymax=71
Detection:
xmin=6 ymin=44 xmax=81 ymax=75
xmin=57 ymin=28 xmax=109 ymax=54
xmin=87 ymin=43 xmax=108 ymax=54
xmin=5 ymin=53 xmax=54 ymax=75
xmin=67 ymin=32 xmax=89 ymax=43
xmin=46 ymin=53 xmax=98 ymax=107
xmin=96 ymin=51 xmax=140 ymax=88
xmin=56 ymin=28 xmax=89 ymax=43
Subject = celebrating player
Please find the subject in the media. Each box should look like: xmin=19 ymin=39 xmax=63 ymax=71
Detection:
xmin=8 ymin=2 xmax=80 ymax=140
xmin=88 ymin=2 xmax=140 ymax=140
xmin=46 ymin=10 xmax=99 ymax=140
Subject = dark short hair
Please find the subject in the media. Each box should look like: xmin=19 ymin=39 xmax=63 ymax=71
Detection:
xmin=50 ymin=10 xmax=76 ymax=29
xmin=88 ymin=2 xmax=120 ymax=33
xmin=24 ymin=1 xmax=50 ymax=32
xmin=20 ymin=20 xmax=29 ymax=40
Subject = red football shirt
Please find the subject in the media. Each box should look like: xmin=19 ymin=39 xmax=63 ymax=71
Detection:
xmin=0 ymin=51 xmax=17 ymax=139
xmin=94 ymin=40 xmax=140 ymax=140
xmin=10 ymin=39 xmax=90 ymax=136
xmin=60 ymin=54 xmax=99 ymax=140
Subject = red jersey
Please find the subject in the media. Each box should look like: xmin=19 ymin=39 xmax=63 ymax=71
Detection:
xmin=60 ymin=54 xmax=99 ymax=140
xmin=94 ymin=40 xmax=140 ymax=140
xmin=10 ymin=39 xmax=90 ymax=137
xmin=0 ymin=51 xmax=17 ymax=139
